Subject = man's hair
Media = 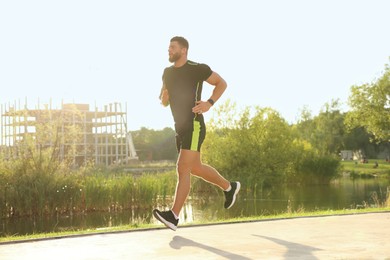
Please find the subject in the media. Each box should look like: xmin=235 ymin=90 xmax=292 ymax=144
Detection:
xmin=170 ymin=36 xmax=189 ymax=50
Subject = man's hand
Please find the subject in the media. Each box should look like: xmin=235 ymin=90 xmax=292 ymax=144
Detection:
xmin=192 ymin=101 xmax=212 ymax=114
xmin=160 ymin=89 xmax=170 ymax=107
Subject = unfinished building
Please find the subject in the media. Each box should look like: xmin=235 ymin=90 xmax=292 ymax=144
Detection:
xmin=0 ymin=100 xmax=138 ymax=166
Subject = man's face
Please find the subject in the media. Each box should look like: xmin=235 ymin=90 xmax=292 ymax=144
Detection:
xmin=168 ymin=41 xmax=185 ymax=63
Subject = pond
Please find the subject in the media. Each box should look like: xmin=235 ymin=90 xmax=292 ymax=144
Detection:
xmin=1 ymin=177 xmax=389 ymax=237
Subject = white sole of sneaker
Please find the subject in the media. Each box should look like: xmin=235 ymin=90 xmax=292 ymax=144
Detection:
xmin=227 ymin=182 xmax=241 ymax=209
xmin=153 ymin=211 xmax=177 ymax=231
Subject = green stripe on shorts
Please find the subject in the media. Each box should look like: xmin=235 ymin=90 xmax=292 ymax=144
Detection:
xmin=190 ymin=120 xmax=201 ymax=151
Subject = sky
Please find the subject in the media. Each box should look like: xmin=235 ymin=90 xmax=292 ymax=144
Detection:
xmin=1 ymin=0 xmax=389 ymax=131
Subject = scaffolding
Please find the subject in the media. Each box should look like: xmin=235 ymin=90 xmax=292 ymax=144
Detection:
xmin=0 ymin=100 xmax=138 ymax=166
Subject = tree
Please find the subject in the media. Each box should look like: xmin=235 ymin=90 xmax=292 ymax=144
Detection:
xmin=346 ymin=62 xmax=390 ymax=143
xmin=131 ymin=127 xmax=177 ymax=161
xmin=203 ymin=103 xmax=296 ymax=189
xmin=295 ymin=99 xmax=345 ymax=155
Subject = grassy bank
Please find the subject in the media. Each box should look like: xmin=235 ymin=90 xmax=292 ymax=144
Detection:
xmin=1 ymin=207 xmax=389 ymax=244
xmin=341 ymin=159 xmax=390 ymax=178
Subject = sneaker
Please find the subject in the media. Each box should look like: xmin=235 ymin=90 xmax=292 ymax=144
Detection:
xmin=153 ymin=209 xmax=178 ymax=231
xmin=224 ymin=181 xmax=241 ymax=209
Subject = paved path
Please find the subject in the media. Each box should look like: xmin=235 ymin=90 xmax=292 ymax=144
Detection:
xmin=1 ymin=212 xmax=389 ymax=259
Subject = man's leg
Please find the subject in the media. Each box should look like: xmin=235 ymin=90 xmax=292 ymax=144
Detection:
xmin=152 ymin=149 xmax=195 ymax=231
xmin=153 ymin=148 xmax=240 ymax=230
xmin=171 ymin=150 xmax=231 ymax=216
xmin=191 ymin=161 xmax=230 ymax=191
xmin=171 ymin=149 xmax=197 ymax=216
xmin=191 ymin=154 xmax=240 ymax=209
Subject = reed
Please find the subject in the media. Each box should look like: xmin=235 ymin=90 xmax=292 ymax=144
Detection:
xmin=0 ymin=166 xmax=177 ymax=219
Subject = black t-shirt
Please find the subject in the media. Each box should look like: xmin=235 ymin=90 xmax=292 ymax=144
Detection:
xmin=162 ymin=60 xmax=212 ymax=131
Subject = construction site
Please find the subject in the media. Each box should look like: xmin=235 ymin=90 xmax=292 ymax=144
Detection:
xmin=0 ymin=100 xmax=138 ymax=167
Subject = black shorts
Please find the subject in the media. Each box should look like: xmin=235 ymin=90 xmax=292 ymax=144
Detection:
xmin=175 ymin=119 xmax=206 ymax=152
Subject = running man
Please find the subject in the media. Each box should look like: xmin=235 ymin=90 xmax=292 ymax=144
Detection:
xmin=153 ymin=36 xmax=240 ymax=231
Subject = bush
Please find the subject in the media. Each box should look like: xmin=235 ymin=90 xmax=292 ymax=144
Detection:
xmin=203 ymin=106 xmax=296 ymax=190
xmin=203 ymin=102 xmax=341 ymax=190
xmin=291 ymin=152 xmax=341 ymax=184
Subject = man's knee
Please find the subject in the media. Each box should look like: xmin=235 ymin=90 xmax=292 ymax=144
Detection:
xmin=177 ymin=149 xmax=202 ymax=174
xmin=176 ymin=160 xmax=192 ymax=174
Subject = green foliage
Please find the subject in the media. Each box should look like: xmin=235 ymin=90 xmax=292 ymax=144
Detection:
xmin=295 ymin=101 xmax=387 ymax=159
xmin=346 ymin=61 xmax=390 ymax=143
xmin=131 ymin=127 xmax=177 ymax=161
xmin=292 ymin=152 xmax=341 ymax=184
xmin=295 ymin=99 xmax=346 ymax=155
xmin=203 ymin=102 xmax=339 ymax=190
xmin=203 ymin=101 xmax=340 ymax=189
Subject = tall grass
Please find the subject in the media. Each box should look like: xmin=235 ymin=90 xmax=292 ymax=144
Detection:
xmin=0 ymin=167 xmax=177 ymax=219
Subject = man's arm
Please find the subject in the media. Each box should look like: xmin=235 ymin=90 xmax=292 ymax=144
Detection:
xmin=206 ymin=71 xmax=227 ymax=104
xmin=192 ymin=71 xmax=227 ymax=114
xmin=159 ymin=84 xmax=170 ymax=107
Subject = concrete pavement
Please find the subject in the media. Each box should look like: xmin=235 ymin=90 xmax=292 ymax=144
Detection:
xmin=1 ymin=212 xmax=389 ymax=259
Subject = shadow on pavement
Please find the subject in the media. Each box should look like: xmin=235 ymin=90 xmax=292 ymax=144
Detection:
xmin=253 ymin=234 xmax=322 ymax=259
xmin=170 ymin=235 xmax=251 ymax=260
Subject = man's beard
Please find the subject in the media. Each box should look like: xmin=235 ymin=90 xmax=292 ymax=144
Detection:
xmin=169 ymin=52 xmax=181 ymax=63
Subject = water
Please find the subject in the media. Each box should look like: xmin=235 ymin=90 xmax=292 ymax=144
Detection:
xmin=1 ymin=178 xmax=389 ymax=237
